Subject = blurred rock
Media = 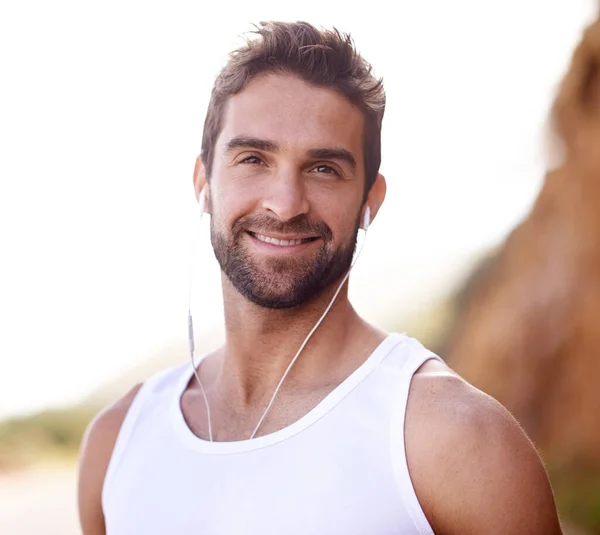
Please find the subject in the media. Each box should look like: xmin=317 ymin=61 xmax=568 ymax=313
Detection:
xmin=443 ymin=14 xmax=600 ymax=532
xmin=446 ymin=13 xmax=600 ymax=466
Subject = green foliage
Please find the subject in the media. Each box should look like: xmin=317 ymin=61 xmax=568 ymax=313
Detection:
xmin=550 ymin=463 xmax=600 ymax=533
xmin=0 ymin=407 xmax=97 ymax=472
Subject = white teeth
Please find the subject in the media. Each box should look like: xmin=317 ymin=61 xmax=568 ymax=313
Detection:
xmin=254 ymin=234 xmax=306 ymax=246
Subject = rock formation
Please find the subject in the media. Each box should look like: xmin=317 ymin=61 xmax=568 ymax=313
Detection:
xmin=443 ymin=14 xmax=600 ymax=531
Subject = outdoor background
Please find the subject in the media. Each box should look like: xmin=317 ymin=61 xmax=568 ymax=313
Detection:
xmin=1 ymin=0 xmax=599 ymax=533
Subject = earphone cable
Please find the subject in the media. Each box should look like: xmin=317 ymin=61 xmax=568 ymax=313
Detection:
xmin=189 ymin=200 xmax=368 ymax=442
xmin=249 ymin=227 xmax=367 ymax=439
xmin=188 ymin=192 xmax=213 ymax=442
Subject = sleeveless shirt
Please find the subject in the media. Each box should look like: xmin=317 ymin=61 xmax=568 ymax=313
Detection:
xmin=102 ymin=333 xmax=440 ymax=534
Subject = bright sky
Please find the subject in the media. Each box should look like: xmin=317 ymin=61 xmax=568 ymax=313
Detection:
xmin=0 ymin=0 xmax=596 ymax=420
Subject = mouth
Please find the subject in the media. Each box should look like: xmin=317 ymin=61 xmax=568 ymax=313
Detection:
xmin=247 ymin=231 xmax=320 ymax=247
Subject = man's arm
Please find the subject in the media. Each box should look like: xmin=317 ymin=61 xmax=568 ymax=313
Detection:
xmin=406 ymin=362 xmax=563 ymax=535
xmin=77 ymin=384 xmax=142 ymax=535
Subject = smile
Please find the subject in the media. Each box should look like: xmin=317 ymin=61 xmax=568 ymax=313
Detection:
xmin=248 ymin=232 xmax=318 ymax=247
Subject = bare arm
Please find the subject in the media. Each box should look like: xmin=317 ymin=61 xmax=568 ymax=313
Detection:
xmin=77 ymin=384 xmax=142 ymax=535
xmin=406 ymin=363 xmax=562 ymax=535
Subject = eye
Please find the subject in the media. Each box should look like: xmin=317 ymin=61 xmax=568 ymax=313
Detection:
xmin=240 ymin=155 xmax=263 ymax=165
xmin=312 ymin=164 xmax=339 ymax=176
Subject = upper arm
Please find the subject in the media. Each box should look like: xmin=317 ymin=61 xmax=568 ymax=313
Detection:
xmin=406 ymin=368 xmax=562 ymax=535
xmin=77 ymin=384 xmax=142 ymax=535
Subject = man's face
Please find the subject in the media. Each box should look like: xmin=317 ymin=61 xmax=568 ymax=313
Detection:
xmin=208 ymin=73 xmax=367 ymax=309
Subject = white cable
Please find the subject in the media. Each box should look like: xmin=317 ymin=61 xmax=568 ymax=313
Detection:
xmin=190 ymin=350 xmax=213 ymax=442
xmin=249 ymin=226 xmax=367 ymax=439
xmin=188 ymin=190 xmax=213 ymax=442
xmin=190 ymin=203 xmax=369 ymax=442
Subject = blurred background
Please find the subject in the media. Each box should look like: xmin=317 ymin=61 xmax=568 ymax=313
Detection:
xmin=1 ymin=0 xmax=599 ymax=533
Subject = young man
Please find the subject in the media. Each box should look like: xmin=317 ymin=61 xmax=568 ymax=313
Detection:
xmin=78 ymin=21 xmax=563 ymax=535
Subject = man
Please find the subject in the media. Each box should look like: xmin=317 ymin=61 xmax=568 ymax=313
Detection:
xmin=78 ymin=21 xmax=563 ymax=534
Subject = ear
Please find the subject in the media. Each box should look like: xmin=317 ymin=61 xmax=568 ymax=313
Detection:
xmin=192 ymin=156 xmax=211 ymax=213
xmin=362 ymin=173 xmax=387 ymax=229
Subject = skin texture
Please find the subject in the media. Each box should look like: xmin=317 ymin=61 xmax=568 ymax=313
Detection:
xmin=78 ymin=73 xmax=562 ymax=534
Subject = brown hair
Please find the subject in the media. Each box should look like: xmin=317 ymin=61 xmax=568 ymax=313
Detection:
xmin=200 ymin=21 xmax=386 ymax=195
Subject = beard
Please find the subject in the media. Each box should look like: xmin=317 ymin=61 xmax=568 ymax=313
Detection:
xmin=211 ymin=212 xmax=360 ymax=309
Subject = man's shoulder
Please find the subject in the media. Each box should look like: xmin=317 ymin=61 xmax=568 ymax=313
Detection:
xmin=406 ymin=359 xmax=524 ymax=472
xmin=404 ymin=360 xmax=562 ymax=534
xmin=82 ymin=383 xmax=144 ymax=457
xmin=80 ymin=360 xmax=190 ymax=463
xmin=405 ymin=359 xmax=506 ymax=494
xmin=77 ymin=360 xmax=191 ymax=530
xmin=78 ymin=383 xmax=143 ymax=534
xmin=408 ymin=358 xmax=505 ymax=435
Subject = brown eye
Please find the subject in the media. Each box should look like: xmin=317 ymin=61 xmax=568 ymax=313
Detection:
xmin=313 ymin=164 xmax=338 ymax=176
xmin=241 ymin=156 xmax=263 ymax=165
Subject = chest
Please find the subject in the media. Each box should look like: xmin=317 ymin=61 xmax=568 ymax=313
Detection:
xmin=181 ymin=384 xmax=336 ymax=441
xmin=104 ymin=431 xmax=410 ymax=535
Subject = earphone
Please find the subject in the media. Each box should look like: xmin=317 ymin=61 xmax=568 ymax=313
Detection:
xmin=188 ymin=189 xmax=371 ymax=441
xmin=188 ymin=187 xmax=207 ymax=355
xmin=198 ymin=188 xmax=206 ymax=220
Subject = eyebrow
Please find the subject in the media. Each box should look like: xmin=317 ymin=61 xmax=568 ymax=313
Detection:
xmin=224 ymin=136 xmax=279 ymax=153
xmin=224 ymin=135 xmax=357 ymax=170
xmin=308 ymin=148 xmax=356 ymax=170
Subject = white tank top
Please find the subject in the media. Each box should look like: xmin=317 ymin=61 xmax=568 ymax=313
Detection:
xmin=103 ymin=333 xmax=440 ymax=535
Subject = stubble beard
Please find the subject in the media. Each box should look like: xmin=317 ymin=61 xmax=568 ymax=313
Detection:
xmin=211 ymin=214 xmax=360 ymax=309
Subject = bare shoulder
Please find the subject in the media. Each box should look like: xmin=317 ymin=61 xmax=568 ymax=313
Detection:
xmin=77 ymin=383 xmax=143 ymax=535
xmin=405 ymin=360 xmax=562 ymax=535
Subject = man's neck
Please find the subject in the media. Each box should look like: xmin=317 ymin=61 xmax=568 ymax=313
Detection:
xmin=211 ymin=276 xmax=372 ymax=408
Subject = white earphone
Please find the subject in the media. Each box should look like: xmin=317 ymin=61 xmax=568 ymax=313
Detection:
xmin=189 ymin=194 xmax=371 ymax=441
xmin=198 ymin=188 xmax=206 ymax=220
xmin=363 ymin=205 xmax=371 ymax=231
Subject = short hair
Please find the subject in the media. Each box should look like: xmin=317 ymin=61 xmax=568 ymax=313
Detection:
xmin=200 ymin=21 xmax=386 ymax=196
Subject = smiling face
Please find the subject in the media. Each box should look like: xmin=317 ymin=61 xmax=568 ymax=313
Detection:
xmin=200 ymin=73 xmax=381 ymax=309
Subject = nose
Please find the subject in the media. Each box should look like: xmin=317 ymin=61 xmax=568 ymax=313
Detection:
xmin=261 ymin=169 xmax=309 ymax=222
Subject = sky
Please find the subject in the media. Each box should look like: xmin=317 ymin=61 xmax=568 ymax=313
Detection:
xmin=0 ymin=0 xmax=597 ymax=419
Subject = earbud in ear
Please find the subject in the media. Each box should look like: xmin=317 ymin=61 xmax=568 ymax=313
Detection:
xmin=198 ymin=188 xmax=206 ymax=218
xmin=363 ymin=205 xmax=371 ymax=231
